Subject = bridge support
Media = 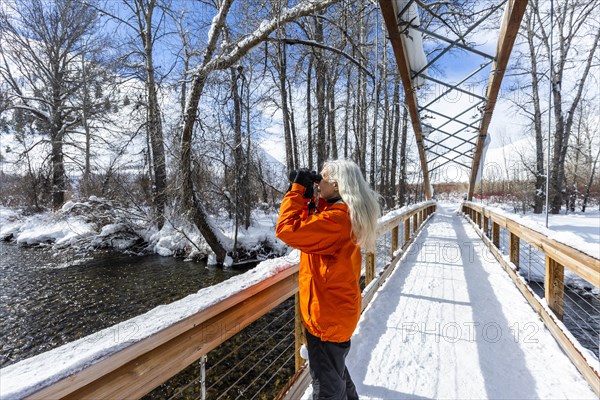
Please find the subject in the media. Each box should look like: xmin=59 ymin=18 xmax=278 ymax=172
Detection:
xmin=492 ymin=222 xmax=500 ymax=248
xmin=294 ymin=294 xmax=306 ymax=371
xmin=509 ymin=232 xmax=520 ymax=270
xmin=366 ymin=252 xmax=376 ymax=286
xmin=392 ymin=226 xmax=399 ymax=257
xmin=545 ymin=257 xmax=565 ymax=320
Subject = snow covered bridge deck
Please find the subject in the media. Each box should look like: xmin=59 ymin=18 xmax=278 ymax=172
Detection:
xmin=336 ymin=204 xmax=597 ymax=399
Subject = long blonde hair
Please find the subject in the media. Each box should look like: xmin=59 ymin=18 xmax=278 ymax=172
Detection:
xmin=321 ymin=159 xmax=381 ymax=251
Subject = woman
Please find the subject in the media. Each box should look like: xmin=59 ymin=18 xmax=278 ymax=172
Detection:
xmin=276 ymin=159 xmax=381 ymax=400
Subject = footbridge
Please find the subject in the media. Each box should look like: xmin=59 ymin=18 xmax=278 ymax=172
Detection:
xmin=1 ymin=0 xmax=599 ymax=399
xmin=1 ymin=201 xmax=598 ymax=399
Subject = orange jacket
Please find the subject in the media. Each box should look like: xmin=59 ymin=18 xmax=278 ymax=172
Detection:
xmin=276 ymin=183 xmax=362 ymax=342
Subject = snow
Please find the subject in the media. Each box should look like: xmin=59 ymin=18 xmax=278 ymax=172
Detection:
xmin=0 ymin=200 xmax=287 ymax=262
xmin=0 ymin=251 xmax=300 ymax=400
xmin=303 ymin=204 xmax=597 ymax=399
xmin=394 ymin=0 xmax=428 ymax=87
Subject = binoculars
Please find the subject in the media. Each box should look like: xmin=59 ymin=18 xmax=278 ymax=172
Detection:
xmin=289 ymin=169 xmax=323 ymax=183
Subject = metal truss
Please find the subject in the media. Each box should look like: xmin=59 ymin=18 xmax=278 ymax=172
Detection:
xmin=380 ymin=0 xmax=527 ymax=199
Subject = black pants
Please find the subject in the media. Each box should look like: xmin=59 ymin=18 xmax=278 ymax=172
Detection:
xmin=305 ymin=329 xmax=359 ymax=400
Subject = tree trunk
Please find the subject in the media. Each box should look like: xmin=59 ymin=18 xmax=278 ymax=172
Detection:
xmin=398 ymin=98 xmax=408 ymax=207
xmin=327 ymin=75 xmax=337 ymax=160
xmin=314 ymin=15 xmax=327 ymax=168
xmin=81 ymin=57 xmax=92 ymax=198
xmin=51 ymin=126 xmax=65 ymax=209
xmin=389 ymin=76 xmax=400 ymax=209
xmin=524 ymin=9 xmax=545 ymax=214
xmin=306 ymin=56 xmax=314 ymax=170
xmin=287 ymin=79 xmax=299 ymax=170
xmin=370 ymin=78 xmax=380 ymax=189
xmin=582 ymin=147 xmax=600 ymax=212
xmin=277 ymin=30 xmax=294 ymax=172
xmin=139 ymin=0 xmax=167 ymax=229
xmin=231 ymin=65 xmax=243 ymax=253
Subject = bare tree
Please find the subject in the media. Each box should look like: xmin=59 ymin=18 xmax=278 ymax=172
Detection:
xmin=1 ymin=0 xmax=106 ymax=209
xmin=531 ymin=0 xmax=600 ymax=213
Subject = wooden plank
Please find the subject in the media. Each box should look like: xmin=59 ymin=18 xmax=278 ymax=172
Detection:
xmin=365 ymin=252 xmax=376 ymax=286
xmin=510 ymin=232 xmax=520 ymax=269
xmin=392 ymin=226 xmax=399 ymax=257
xmin=294 ymin=293 xmax=306 ymax=371
xmin=27 ymin=269 xmax=299 ymax=400
xmin=466 ymin=217 xmax=600 ymax=396
xmin=379 ymin=0 xmax=432 ymax=200
xmin=492 ymin=221 xmax=500 ymax=249
xmin=279 ymin=364 xmax=311 ymax=400
xmin=468 ymin=0 xmax=528 ymax=199
xmin=545 ymin=257 xmax=565 ymax=320
xmin=376 ymin=202 xmax=434 ymax=235
xmin=484 ymin=216 xmax=489 ymax=238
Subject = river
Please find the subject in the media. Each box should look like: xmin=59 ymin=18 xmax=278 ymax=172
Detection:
xmin=0 ymin=242 xmax=247 ymax=368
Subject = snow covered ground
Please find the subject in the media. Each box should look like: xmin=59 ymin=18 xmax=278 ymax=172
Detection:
xmin=304 ymin=204 xmax=597 ymax=399
xmin=0 ymin=199 xmax=287 ymax=264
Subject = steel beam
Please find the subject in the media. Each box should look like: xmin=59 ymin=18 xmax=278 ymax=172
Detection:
xmin=380 ymin=0 xmax=432 ymax=199
xmin=412 ymin=1 xmax=507 ymax=77
xmin=419 ymin=60 xmax=493 ymax=111
xmin=422 ymin=107 xmax=482 ymax=132
xmin=412 ymin=25 xmax=496 ymax=61
xmin=419 ymin=74 xmax=487 ymax=102
xmin=426 ymin=150 xmax=471 ymax=170
xmin=467 ymin=0 xmax=528 ymax=199
xmin=425 ymin=138 xmax=474 ymax=159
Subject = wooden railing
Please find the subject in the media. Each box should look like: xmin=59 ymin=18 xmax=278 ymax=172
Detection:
xmin=462 ymin=201 xmax=600 ymax=396
xmin=1 ymin=201 xmax=436 ymax=400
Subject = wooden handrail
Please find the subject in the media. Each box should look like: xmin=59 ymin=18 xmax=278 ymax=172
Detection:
xmin=462 ymin=201 xmax=600 ymax=397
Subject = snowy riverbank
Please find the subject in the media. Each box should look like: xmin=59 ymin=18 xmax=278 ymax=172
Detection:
xmin=0 ymin=197 xmax=287 ymax=265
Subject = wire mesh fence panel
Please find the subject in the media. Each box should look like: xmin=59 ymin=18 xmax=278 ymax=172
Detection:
xmin=499 ymin=227 xmax=509 ymax=257
xmin=515 ymin=241 xmax=599 ymax=359
xmin=518 ymin=243 xmax=545 ymax=296
xmin=376 ymin=231 xmax=392 ymax=273
xmin=145 ymin=298 xmax=296 ymax=400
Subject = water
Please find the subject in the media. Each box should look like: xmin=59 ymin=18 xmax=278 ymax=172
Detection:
xmin=0 ymin=242 xmax=246 ymax=368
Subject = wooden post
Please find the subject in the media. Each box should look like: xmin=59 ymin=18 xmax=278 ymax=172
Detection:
xmin=510 ymin=232 xmax=520 ymax=269
xmin=545 ymin=257 xmax=565 ymax=320
xmin=492 ymin=222 xmax=500 ymax=248
xmin=294 ymin=293 xmax=306 ymax=371
xmin=413 ymin=213 xmax=418 ymax=233
xmin=365 ymin=252 xmax=375 ymax=285
xmin=483 ymin=216 xmax=489 ymax=237
xmin=477 ymin=212 xmax=482 ymax=228
xmin=404 ymin=218 xmax=411 ymax=243
xmin=391 ymin=226 xmax=399 ymax=258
